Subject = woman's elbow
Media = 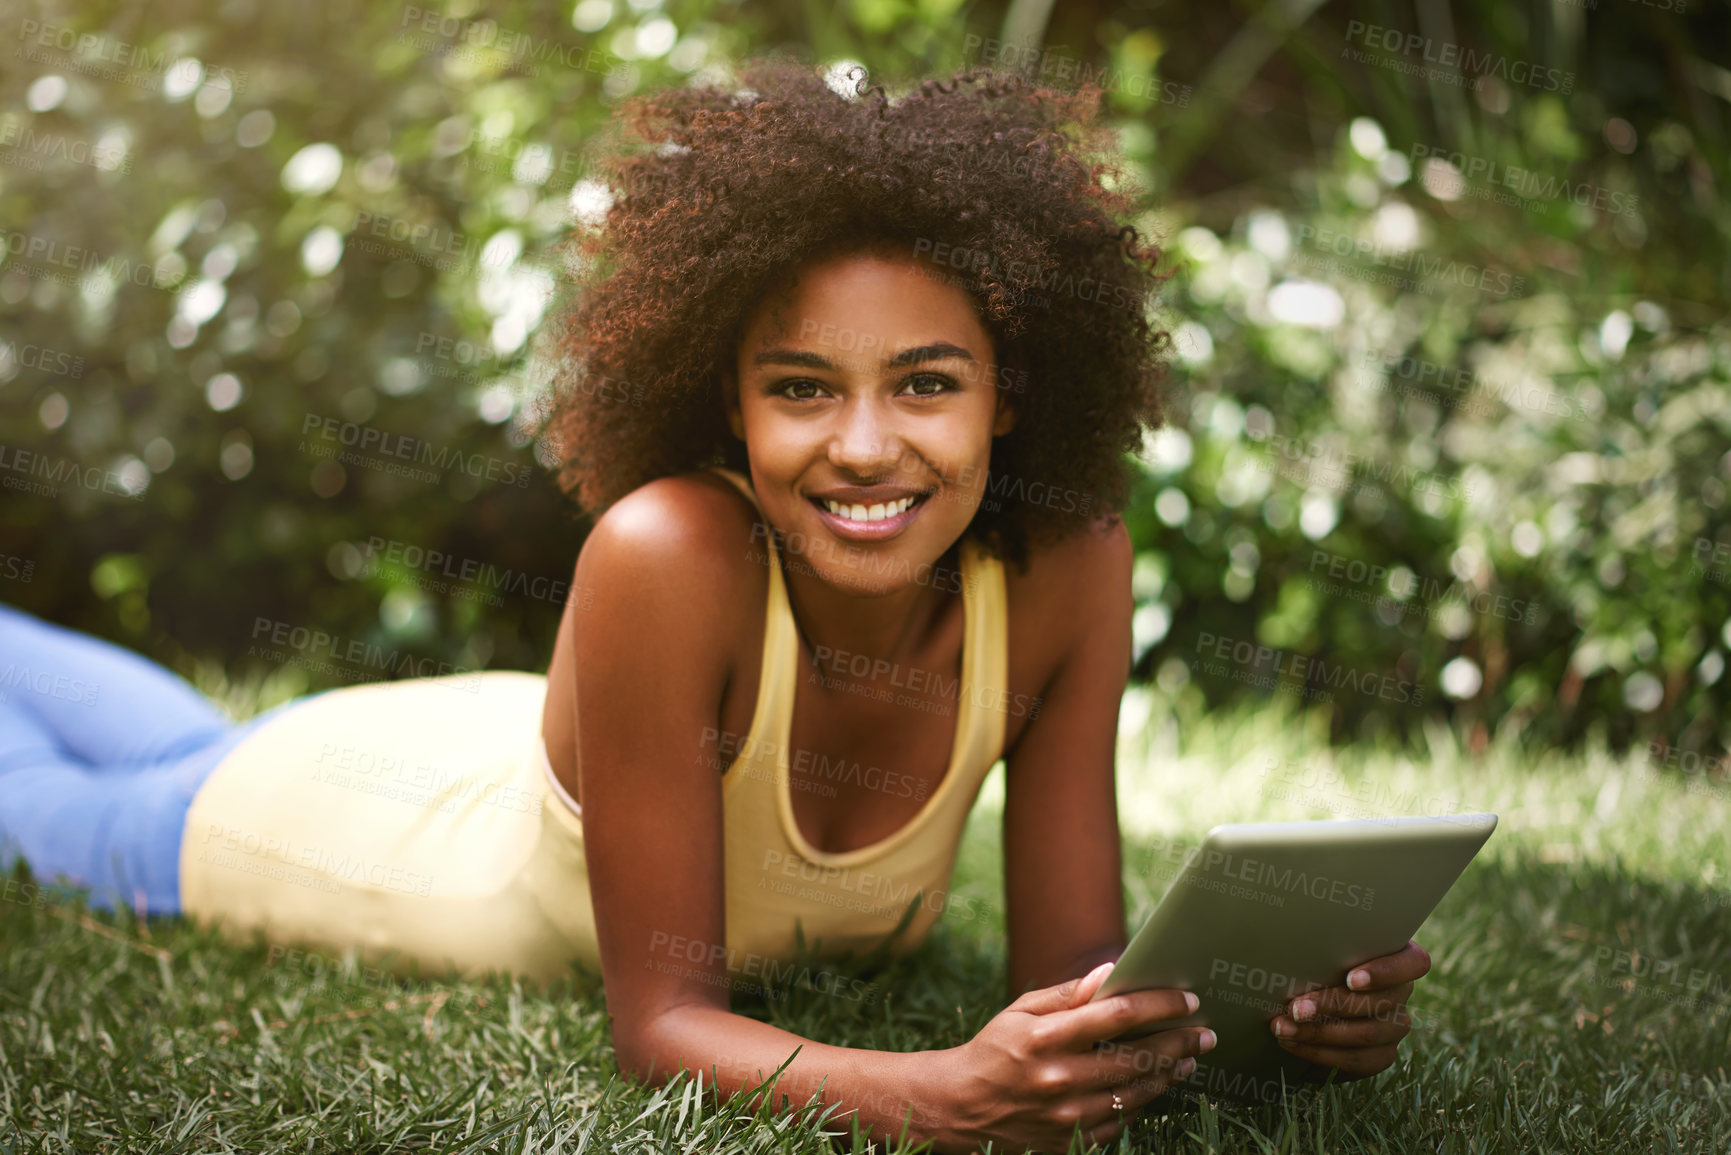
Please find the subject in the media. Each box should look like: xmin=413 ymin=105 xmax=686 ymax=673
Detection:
xmin=610 ymin=1007 xmax=705 ymax=1087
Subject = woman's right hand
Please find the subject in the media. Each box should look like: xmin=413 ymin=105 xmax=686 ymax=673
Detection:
xmin=933 ymin=961 xmax=1216 ymax=1154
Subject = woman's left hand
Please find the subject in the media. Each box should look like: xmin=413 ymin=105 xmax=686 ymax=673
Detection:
xmin=1267 ymin=939 xmax=1431 ymax=1080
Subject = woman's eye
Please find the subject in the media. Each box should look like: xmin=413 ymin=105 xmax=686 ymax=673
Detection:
xmin=772 ymin=375 xmax=954 ymax=400
xmin=776 ymin=379 xmax=825 ymax=400
xmin=903 ymin=373 xmax=954 ymax=397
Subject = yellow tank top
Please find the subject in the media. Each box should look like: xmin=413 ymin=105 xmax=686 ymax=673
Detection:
xmin=179 ymin=465 xmax=1009 ymax=985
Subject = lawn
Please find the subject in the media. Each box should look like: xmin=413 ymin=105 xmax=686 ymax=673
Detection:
xmin=3 ymin=686 xmax=1728 ymax=1153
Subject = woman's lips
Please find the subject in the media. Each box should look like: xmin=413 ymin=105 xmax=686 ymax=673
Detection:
xmin=807 ymin=493 xmax=930 ymax=542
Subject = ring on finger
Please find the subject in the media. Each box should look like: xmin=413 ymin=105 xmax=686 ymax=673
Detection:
xmin=1111 ymin=1092 xmax=1124 ymax=1111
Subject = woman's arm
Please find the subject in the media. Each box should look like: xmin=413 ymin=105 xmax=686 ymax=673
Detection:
xmin=989 ymin=513 xmax=1434 ymax=1085
xmin=567 ymin=486 xmax=1211 ymax=1153
xmin=1002 ymin=518 xmax=1136 ymax=999
xmin=567 ymin=478 xmax=951 ymax=1146
xmin=628 ymin=1006 xmax=951 ymax=1144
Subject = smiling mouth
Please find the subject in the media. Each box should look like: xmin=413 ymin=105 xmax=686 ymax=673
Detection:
xmin=808 ymin=492 xmax=931 ymax=523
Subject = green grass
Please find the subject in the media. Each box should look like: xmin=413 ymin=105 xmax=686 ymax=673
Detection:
xmin=3 ymin=685 xmax=1729 ymax=1153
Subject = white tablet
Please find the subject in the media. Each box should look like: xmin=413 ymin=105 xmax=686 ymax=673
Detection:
xmin=1088 ymin=813 xmax=1498 ymax=1103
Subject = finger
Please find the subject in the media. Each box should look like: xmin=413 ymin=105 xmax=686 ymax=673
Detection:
xmin=1101 ymin=1052 xmax=1200 ymax=1106
xmin=1062 ymin=987 xmax=1200 ymax=1048
xmin=1069 ymin=960 xmax=1120 ymax=1009
xmin=1277 ymin=1040 xmax=1402 ymax=1078
xmin=1083 ymin=1052 xmax=1200 ymax=1137
xmin=1087 ymin=1026 xmax=1215 ymax=1088
xmin=1288 ymin=981 xmax=1414 ymax=1024
xmin=1341 ymin=941 xmax=1431 ymax=992
xmin=1271 ymin=1009 xmax=1409 ymax=1047
xmin=1008 ymin=961 xmax=1119 ymax=1016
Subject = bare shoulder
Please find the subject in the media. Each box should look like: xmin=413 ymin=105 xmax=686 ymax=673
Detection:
xmin=994 ymin=515 xmax=1133 ymax=758
xmin=576 ymin=469 xmax=766 ymax=599
xmin=582 ymin=469 xmax=759 ymax=561
xmin=564 ymin=468 xmax=770 ymax=701
xmin=1003 ymin=514 xmax=1134 ymax=629
xmin=544 ymin=469 xmax=765 ymax=799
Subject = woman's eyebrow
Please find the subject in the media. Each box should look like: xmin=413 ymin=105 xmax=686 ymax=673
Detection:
xmin=751 ymin=341 xmax=977 ymax=369
xmin=887 ymin=342 xmax=976 ymax=368
xmin=753 ymin=348 xmax=834 ymax=369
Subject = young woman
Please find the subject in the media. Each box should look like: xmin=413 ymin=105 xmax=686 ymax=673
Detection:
xmin=0 ymin=61 xmax=1430 ymax=1153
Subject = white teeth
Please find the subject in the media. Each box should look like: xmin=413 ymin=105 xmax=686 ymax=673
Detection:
xmin=823 ymin=495 xmax=917 ymax=523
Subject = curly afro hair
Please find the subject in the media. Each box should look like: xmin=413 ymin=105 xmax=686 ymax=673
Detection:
xmin=538 ymin=55 xmax=1169 ymax=574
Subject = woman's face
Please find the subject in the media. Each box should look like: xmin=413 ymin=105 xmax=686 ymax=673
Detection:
xmin=724 ymin=249 xmax=1017 ymax=597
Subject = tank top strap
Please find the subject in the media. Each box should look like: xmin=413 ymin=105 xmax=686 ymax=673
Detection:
xmin=705 ymin=465 xmax=800 ymax=802
xmin=706 ymin=465 xmax=761 ymax=514
xmin=959 ymin=536 xmax=1010 ymax=770
xmin=706 ymin=463 xmax=793 ymax=656
xmin=705 ymin=461 xmax=1007 ymax=774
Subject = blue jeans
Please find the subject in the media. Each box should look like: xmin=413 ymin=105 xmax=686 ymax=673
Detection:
xmin=0 ymin=601 xmax=300 ymax=915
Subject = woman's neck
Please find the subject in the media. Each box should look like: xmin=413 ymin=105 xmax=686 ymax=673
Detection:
xmin=780 ymin=539 xmax=962 ymax=670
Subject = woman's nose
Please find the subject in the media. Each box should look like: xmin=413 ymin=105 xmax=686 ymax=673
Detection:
xmin=826 ymin=397 xmax=905 ymax=476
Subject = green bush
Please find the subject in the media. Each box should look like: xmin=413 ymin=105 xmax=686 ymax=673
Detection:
xmin=2 ymin=0 xmax=1725 ymax=760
